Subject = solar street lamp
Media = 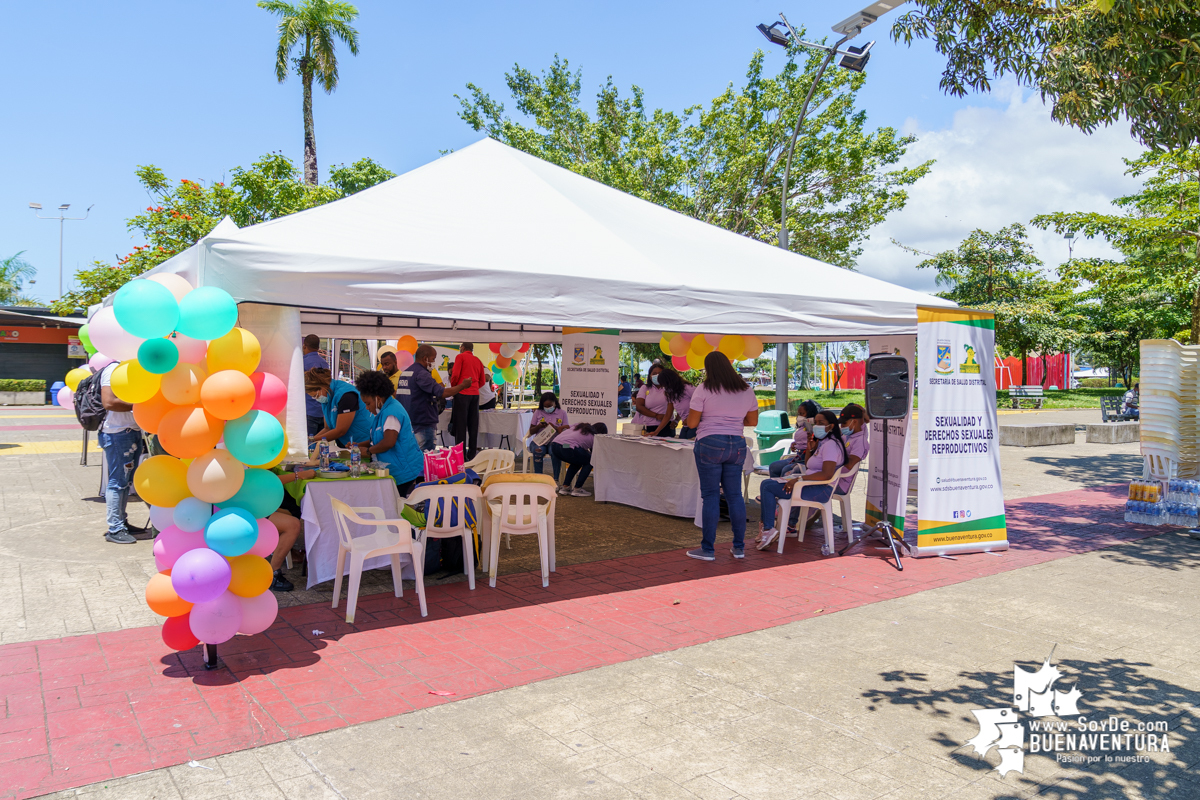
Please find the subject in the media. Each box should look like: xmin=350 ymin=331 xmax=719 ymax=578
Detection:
xmin=29 ymin=202 xmax=94 ymax=298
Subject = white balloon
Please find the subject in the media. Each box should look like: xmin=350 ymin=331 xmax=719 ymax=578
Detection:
xmin=146 ymin=272 xmax=194 ymax=301
xmin=169 ymin=332 xmax=208 ymax=363
xmin=499 ymin=343 xmax=518 ymax=358
xmin=148 ymin=505 xmax=176 ymax=531
xmin=87 ymin=306 xmax=144 ymax=362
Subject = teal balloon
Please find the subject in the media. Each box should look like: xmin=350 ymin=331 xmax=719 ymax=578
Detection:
xmin=223 ymin=409 xmax=285 ymax=466
xmin=113 ymin=279 xmax=180 ymax=339
xmin=176 ymin=286 xmax=238 ymax=341
xmin=204 ymin=507 xmax=258 ymax=557
xmin=222 ymin=468 xmax=284 ymax=520
xmin=137 ymin=338 xmax=179 ymax=374
xmin=78 ymin=324 xmax=96 ymax=355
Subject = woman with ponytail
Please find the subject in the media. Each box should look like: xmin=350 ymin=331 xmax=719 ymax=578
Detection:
xmin=549 ymin=422 xmax=609 ymax=497
xmin=756 ymin=409 xmax=846 ymax=550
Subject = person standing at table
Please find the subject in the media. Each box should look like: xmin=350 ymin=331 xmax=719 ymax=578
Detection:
xmin=306 ymin=368 xmax=373 ymax=448
xmin=355 ymin=371 xmax=425 ymax=496
xmin=302 ymin=335 xmax=329 ymax=436
xmin=450 ymin=342 xmax=486 ymax=460
xmin=397 ymin=345 xmax=472 ymax=451
xmin=478 ymin=375 xmax=498 ymax=410
xmin=550 ymin=422 xmax=608 ymax=496
xmin=685 ymin=351 xmax=759 ymax=561
xmin=528 ymin=391 xmax=570 ymax=480
xmin=756 ymin=409 xmax=846 ymax=550
xmin=660 ymin=370 xmax=695 ymax=439
xmin=633 ymin=363 xmax=675 ymax=436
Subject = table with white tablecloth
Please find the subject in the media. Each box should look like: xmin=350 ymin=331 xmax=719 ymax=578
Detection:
xmin=591 ymin=435 xmax=754 ymax=527
xmin=300 ymin=476 xmax=416 ymax=589
xmin=437 ymin=408 xmax=532 ymax=454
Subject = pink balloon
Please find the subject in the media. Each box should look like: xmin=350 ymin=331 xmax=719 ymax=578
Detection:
xmin=189 ymin=590 xmax=243 ymax=644
xmin=237 ymin=591 xmax=278 ymax=635
xmin=154 ymin=525 xmax=207 ymax=570
xmin=171 ymin=547 xmax=231 ymax=603
xmin=170 ymin=332 xmax=208 ymax=364
xmin=671 ymin=355 xmax=690 ymax=372
xmin=56 ymin=386 xmax=73 ymax=408
xmin=250 ymin=372 xmax=288 ymax=416
xmin=88 ymin=306 xmax=144 ymax=362
xmin=247 ymin=517 xmax=280 ymax=558
xmin=88 ymin=352 xmax=115 ymax=371
xmin=704 ymin=334 xmax=724 ymax=348
xmin=396 ymin=350 xmax=415 ymax=370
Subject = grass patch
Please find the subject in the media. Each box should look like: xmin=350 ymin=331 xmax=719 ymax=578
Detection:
xmin=753 ymin=386 xmax=1124 ymax=411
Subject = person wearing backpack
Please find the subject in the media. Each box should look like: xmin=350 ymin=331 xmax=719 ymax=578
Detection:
xmin=97 ymin=362 xmax=147 ymax=544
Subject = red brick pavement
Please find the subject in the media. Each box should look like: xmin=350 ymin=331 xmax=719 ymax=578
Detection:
xmin=0 ymin=483 xmax=1156 ymax=798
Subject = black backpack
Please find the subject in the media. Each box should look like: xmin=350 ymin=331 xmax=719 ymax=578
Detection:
xmin=74 ymin=371 xmax=108 ymax=432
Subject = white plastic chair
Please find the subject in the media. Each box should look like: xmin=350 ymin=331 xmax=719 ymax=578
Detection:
xmin=746 ymin=440 xmax=796 ymax=495
xmin=465 ymin=448 xmax=517 ymax=546
xmin=329 ymin=497 xmax=426 ymax=622
xmin=404 ymin=483 xmax=482 ymax=591
xmin=833 ymin=464 xmax=862 ymax=543
xmin=775 ymin=468 xmax=843 ymax=557
xmin=480 ymin=476 xmax=557 ymax=588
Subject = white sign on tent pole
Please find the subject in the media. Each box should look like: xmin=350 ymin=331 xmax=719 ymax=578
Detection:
xmin=559 ymin=328 xmax=619 ymax=432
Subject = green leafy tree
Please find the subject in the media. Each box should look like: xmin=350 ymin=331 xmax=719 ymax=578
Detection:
xmin=891 ymin=1 xmax=1200 ymax=152
xmin=51 ymin=153 xmax=392 ymax=313
xmin=259 ymin=0 xmax=361 ymax=184
xmin=458 ymin=44 xmax=932 ymax=268
xmin=0 ymin=252 xmax=38 ymax=305
xmin=1033 ymin=147 xmax=1199 ymax=340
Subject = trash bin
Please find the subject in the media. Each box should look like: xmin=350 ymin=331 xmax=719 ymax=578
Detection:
xmin=754 ymin=411 xmax=795 ymax=464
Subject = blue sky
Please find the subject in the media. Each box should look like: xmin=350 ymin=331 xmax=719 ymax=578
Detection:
xmin=1 ymin=1 xmax=1141 ymax=305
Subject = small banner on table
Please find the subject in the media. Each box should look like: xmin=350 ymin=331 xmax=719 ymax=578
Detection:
xmin=915 ymin=307 xmax=1007 ymax=556
xmin=559 ymin=328 xmax=619 ymax=433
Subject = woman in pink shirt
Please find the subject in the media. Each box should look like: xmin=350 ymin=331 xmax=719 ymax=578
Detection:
xmin=756 ymin=410 xmax=846 ymax=550
xmin=549 ymin=422 xmax=609 ymax=497
xmin=684 ymin=352 xmax=760 ymax=561
xmin=633 ymin=363 xmax=675 ymax=437
xmin=659 ymin=370 xmax=695 ymax=439
xmin=527 ymin=391 xmax=570 ymax=480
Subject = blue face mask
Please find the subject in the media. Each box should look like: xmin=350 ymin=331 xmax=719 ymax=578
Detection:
xmin=813 ymin=425 xmax=829 ymax=440
xmin=651 ymin=374 xmax=660 ymax=386
xmin=315 ymin=392 xmax=330 ymax=405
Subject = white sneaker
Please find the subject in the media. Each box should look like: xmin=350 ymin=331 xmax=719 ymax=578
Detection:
xmin=756 ymin=528 xmax=778 ymax=550
xmin=570 ymin=488 xmax=592 ymax=497
xmin=557 ymin=485 xmax=572 ymax=495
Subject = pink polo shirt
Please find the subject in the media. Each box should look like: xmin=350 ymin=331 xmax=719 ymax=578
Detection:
xmin=554 ymin=428 xmax=595 ymax=450
xmin=690 ymin=385 xmax=758 ymax=440
xmin=632 ymin=385 xmax=668 ymax=427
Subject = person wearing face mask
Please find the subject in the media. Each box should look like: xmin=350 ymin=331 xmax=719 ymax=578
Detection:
xmin=835 ymin=402 xmax=870 ymax=497
xmin=756 ymin=409 xmax=846 ymax=550
xmin=632 ymin=363 xmax=676 ymax=437
xmin=354 ymin=370 xmax=425 ymax=495
xmin=305 ymin=368 xmax=374 ymax=448
xmin=396 ymin=345 xmax=472 ymax=452
xmin=768 ymin=400 xmax=820 ymax=478
xmin=527 ymin=391 xmax=570 ymax=480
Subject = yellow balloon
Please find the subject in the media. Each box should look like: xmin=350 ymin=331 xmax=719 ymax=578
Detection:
xmin=227 ymin=554 xmax=274 ymax=597
xmin=64 ymin=367 xmax=90 ymax=392
xmin=186 ymin=448 xmax=245 ymax=504
xmin=689 ymin=336 xmax=713 ymax=357
xmin=718 ymin=335 xmax=744 ymax=360
xmin=206 ymin=327 xmax=261 ymax=375
xmin=134 ymin=455 xmax=192 ymax=507
xmin=111 ymin=360 xmax=162 ymax=404
xmin=659 ymin=334 xmax=673 ymax=353
xmin=686 ymin=349 xmax=707 ymax=370
xmin=742 ymin=335 xmax=764 ymax=359
xmin=161 ymin=362 xmax=207 ymax=406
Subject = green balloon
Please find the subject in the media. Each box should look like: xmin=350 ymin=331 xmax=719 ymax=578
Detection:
xmin=114 ymin=279 xmax=179 ymax=339
xmin=176 ymin=287 xmax=238 ymax=341
xmin=137 ymin=338 xmax=179 ymax=375
xmin=224 ymin=409 xmax=285 ymax=466
xmin=78 ymin=324 xmax=95 ymax=354
xmin=221 ymin=468 xmax=284 ymax=519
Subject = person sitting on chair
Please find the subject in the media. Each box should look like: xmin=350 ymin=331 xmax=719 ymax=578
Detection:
xmin=769 ymin=400 xmax=819 ymax=478
xmin=528 ymin=391 xmax=570 ymax=480
xmin=267 ymin=469 xmax=317 ymax=592
xmin=756 ymin=410 xmax=846 ymax=550
xmin=1122 ymin=382 xmax=1140 ymax=420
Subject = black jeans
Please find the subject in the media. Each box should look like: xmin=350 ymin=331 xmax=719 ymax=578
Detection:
xmin=451 ymin=394 xmax=480 ymax=460
xmin=550 ymin=443 xmax=593 ymax=488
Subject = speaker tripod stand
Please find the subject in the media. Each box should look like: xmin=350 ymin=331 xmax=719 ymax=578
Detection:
xmin=839 ymin=420 xmax=911 ymax=571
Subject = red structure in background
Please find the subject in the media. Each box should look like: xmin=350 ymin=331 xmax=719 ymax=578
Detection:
xmin=821 ymin=353 xmax=1072 ymax=392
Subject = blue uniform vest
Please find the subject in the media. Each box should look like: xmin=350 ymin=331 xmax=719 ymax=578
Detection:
xmin=371 ymin=396 xmax=424 ymax=486
xmin=323 ymin=380 xmax=373 ymax=446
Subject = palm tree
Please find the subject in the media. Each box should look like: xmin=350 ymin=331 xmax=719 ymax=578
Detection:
xmin=0 ymin=252 xmax=37 ymax=306
xmin=258 ymin=0 xmax=360 ymax=185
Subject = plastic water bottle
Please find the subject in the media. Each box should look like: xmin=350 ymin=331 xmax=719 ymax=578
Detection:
xmin=319 ymin=440 xmax=330 ymax=471
xmin=350 ymin=443 xmax=361 ymax=477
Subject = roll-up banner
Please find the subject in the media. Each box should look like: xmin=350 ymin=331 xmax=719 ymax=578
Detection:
xmin=559 ymin=328 xmax=619 ymax=432
xmin=865 ymin=335 xmax=915 ymax=534
xmin=915 ymin=307 xmax=1007 ymax=556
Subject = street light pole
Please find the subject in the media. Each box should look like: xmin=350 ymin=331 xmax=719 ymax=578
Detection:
xmin=29 ymin=202 xmax=93 ymax=298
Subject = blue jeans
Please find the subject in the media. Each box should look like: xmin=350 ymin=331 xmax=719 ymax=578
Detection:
xmin=529 ymin=441 xmax=561 ymax=480
xmin=760 ymin=480 xmax=834 ymax=531
xmin=678 ymin=426 xmax=696 ymax=440
xmin=550 ymin=443 xmax=592 ymax=488
xmin=413 ymin=424 xmax=438 ymax=452
xmin=693 ymin=435 xmax=747 ymax=554
xmin=768 ymin=455 xmax=802 ymax=478
xmin=99 ymin=429 xmax=142 ymax=534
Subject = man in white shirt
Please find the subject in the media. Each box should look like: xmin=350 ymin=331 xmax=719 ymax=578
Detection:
xmin=99 ymin=362 xmax=146 ymax=544
xmin=1122 ymin=383 xmax=1139 ymax=420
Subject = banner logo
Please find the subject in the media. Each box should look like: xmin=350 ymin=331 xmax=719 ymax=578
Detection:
xmin=589 ymin=345 xmax=605 ymax=365
xmin=960 ymin=344 xmax=981 ymax=374
xmin=572 ymin=345 xmax=586 ymax=366
xmin=936 ymin=342 xmax=953 ymax=375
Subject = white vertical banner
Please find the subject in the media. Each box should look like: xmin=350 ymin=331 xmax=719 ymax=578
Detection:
xmin=864 ymin=335 xmax=915 ymax=532
xmin=559 ymin=328 xmax=619 ymax=431
xmin=240 ymin=303 xmax=307 ymax=459
xmin=915 ymin=307 xmax=1007 ymax=556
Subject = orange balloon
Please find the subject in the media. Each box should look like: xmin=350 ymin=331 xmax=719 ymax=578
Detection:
xmin=161 ymin=362 xmax=207 ymax=406
xmin=227 ymin=555 xmax=273 ymax=597
xmin=186 ymin=448 xmax=245 ymax=503
xmin=132 ymin=392 xmax=179 ymax=434
xmin=397 ymin=335 xmax=418 ymax=354
xmin=742 ymin=335 xmax=765 ymax=359
xmin=668 ymin=333 xmax=689 ymax=356
xmin=145 ymin=570 xmax=192 ymax=617
xmin=200 ymin=369 xmax=256 ymax=420
xmin=495 ymin=355 xmax=511 ymax=368
xmin=158 ymin=406 xmax=225 ymax=459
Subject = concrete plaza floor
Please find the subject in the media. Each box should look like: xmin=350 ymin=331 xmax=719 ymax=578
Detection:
xmin=5 ymin=406 xmax=1191 ymax=799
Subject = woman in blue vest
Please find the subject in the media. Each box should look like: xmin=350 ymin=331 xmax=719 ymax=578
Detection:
xmin=354 ymin=370 xmax=425 ymax=496
xmin=305 ymin=368 xmax=373 ymax=448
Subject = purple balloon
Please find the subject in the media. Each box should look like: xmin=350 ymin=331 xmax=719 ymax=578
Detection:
xmin=189 ymin=590 xmax=244 ymax=644
xmin=171 ymin=547 xmax=231 ymax=603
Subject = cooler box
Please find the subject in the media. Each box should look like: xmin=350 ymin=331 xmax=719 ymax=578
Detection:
xmin=754 ymin=411 xmax=795 ymax=464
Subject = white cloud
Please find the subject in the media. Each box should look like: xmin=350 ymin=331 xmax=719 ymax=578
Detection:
xmin=858 ymin=80 xmax=1144 ymax=293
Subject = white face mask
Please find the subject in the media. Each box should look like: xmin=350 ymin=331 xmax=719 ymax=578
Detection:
xmin=314 ymin=393 xmax=330 ymax=404
xmin=543 ymin=404 xmax=555 ymax=411
xmin=651 ymin=374 xmax=660 ymax=386
xmin=813 ymin=425 xmax=829 ymax=439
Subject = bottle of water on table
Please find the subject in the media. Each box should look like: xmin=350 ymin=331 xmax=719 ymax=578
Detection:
xmin=319 ymin=439 xmax=329 ymax=471
xmin=350 ymin=442 xmax=361 ymax=477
